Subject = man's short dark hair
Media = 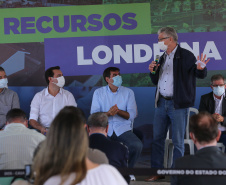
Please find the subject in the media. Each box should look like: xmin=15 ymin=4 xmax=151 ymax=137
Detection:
xmin=45 ymin=66 xmax=60 ymax=85
xmin=6 ymin=108 xmax=27 ymax=123
xmin=0 ymin=67 xmax=5 ymax=72
xmin=189 ymin=112 xmax=218 ymax=143
xmin=103 ymin=67 xmax=120 ymax=83
xmin=87 ymin=112 xmax=108 ymax=128
xmin=211 ymin=74 xmax=225 ymax=85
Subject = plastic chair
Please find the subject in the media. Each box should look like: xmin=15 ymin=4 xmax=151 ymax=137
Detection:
xmin=217 ymin=142 xmax=225 ymax=152
xmin=164 ymin=107 xmax=198 ymax=168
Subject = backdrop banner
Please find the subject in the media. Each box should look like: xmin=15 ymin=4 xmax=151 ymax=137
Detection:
xmin=45 ymin=31 xmax=225 ymax=76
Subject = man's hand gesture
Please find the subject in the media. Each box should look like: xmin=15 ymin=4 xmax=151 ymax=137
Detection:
xmin=196 ymin=53 xmax=210 ymax=70
xmin=107 ymin=104 xmax=119 ymax=116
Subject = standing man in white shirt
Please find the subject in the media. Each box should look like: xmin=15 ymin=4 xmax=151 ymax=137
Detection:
xmin=29 ymin=66 xmax=77 ymax=134
xmin=199 ymin=74 xmax=226 ymax=152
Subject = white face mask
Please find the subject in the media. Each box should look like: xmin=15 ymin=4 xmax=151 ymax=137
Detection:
xmin=52 ymin=76 xmax=65 ymax=88
xmin=158 ymin=41 xmax=168 ymax=51
xmin=0 ymin=78 xmax=8 ymax=88
xmin=213 ymin=86 xmax=225 ymax=97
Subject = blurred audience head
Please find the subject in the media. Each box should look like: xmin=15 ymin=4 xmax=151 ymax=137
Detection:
xmin=6 ymin=108 xmax=27 ymax=127
xmin=33 ymin=106 xmax=88 ymax=185
xmin=189 ymin=112 xmax=221 ymax=147
xmin=87 ymin=112 xmax=108 ymax=136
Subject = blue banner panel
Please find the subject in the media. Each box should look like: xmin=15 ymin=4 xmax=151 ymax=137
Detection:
xmin=45 ymin=34 xmax=154 ymax=76
xmin=45 ymin=32 xmax=226 ymax=76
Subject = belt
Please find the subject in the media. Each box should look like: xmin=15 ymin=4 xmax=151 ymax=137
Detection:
xmin=160 ymin=94 xmax=173 ymax=100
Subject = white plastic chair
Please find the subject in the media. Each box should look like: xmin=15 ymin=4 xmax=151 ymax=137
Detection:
xmin=217 ymin=142 xmax=225 ymax=152
xmin=164 ymin=107 xmax=198 ymax=168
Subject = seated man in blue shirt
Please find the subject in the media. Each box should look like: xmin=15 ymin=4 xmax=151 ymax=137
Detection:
xmin=90 ymin=67 xmax=143 ymax=169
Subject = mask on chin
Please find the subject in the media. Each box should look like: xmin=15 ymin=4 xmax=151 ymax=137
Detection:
xmin=158 ymin=41 xmax=168 ymax=51
xmin=52 ymin=76 xmax=65 ymax=88
xmin=213 ymin=86 xmax=225 ymax=97
xmin=112 ymin=75 xmax=122 ymax=87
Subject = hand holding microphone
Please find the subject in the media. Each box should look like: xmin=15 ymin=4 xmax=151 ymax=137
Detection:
xmin=149 ymin=55 xmax=160 ymax=74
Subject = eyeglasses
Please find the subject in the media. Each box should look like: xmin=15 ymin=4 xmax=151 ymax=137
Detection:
xmin=158 ymin=37 xmax=170 ymax=42
xmin=212 ymin=84 xmax=225 ymax=87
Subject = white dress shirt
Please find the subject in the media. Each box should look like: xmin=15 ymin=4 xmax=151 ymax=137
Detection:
xmin=29 ymin=87 xmax=77 ymax=128
xmin=0 ymin=123 xmax=45 ymax=170
xmin=158 ymin=46 xmax=178 ymax=97
xmin=213 ymin=93 xmax=226 ymax=131
xmin=44 ymin=164 xmax=127 ymax=185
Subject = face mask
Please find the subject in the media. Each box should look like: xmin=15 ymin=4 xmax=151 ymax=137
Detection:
xmin=52 ymin=76 xmax=65 ymax=88
xmin=0 ymin=78 xmax=8 ymax=88
xmin=158 ymin=41 xmax=168 ymax=51
xmin=112 ymin=75 xmax=122 ymax=87
xmin=213 ymin=86 xmax=225 ymax=97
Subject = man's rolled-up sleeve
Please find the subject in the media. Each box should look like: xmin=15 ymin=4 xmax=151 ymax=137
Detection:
xmin=127 ymin=90 xmax=137 ymax=121
xmin=29 ymin=94 xmax=40 ymax=121
xmin=68 ymin=93 xmax=77 ymax=107
xmin=12 ymin=92 xmax=20 ymax=109
xmin=90 ymin=90 xmax=101 ymax=114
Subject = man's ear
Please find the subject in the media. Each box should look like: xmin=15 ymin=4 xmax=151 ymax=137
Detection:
xmin=105 ymin=77 xmax=110 ymax=84
xmin=48 ymin=77 xmax=53 ymax=83
xmin=105 ymin=125 xmax=109 ymax=134
xmin=25 ymin=120 xmax=28 ymax=128
xmin=216 ymin=130 xmax=221 ymax=142
xmin=86 ymin=125 xmax=90 ymax=132
xmin=190 ymin=132 xmax=196 ymax=143
xmin=210 ymin=85 xmax=213 ymax=90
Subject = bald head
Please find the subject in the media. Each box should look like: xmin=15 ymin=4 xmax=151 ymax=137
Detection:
xmin=189 ymin=112 xmax=219 ymax=143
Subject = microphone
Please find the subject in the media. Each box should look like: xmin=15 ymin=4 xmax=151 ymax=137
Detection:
xmin=152 ymin=55 xmax=160 ymax=74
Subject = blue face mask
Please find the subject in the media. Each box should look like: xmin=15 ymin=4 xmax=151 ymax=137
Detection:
xmin=112 ymin=75 xmax=122 ymax=87
xmin=213 ymin=86 xmax=225 ymax=97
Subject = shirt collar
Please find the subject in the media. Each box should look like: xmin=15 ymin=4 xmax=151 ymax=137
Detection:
xmin=0 ymin=88 xmax=6 ymax=94
xmin=90 ymin=133 xmax=106 ymax=137
xmin=165 ymin=45 xmax=178 ymax=56
xmin=107 ymin=85 xmax=120 ymax=93
xmin=45 ymin=87 xmax=62 ymax=96
xmin=4 ymin=123 xmax=27 ymax=130
xmin=213 ymin=92 xmax=225 ymax=101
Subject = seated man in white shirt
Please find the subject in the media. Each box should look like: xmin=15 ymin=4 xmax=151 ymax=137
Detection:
xmin=0 ymin=108 xmax=45 ymax=169
xmin=29 ymin=66 xmax=77 ymax=134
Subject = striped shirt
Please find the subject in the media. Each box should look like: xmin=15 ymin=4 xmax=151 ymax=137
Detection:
xmin=0 ymin=123 xmax=45 ymax=169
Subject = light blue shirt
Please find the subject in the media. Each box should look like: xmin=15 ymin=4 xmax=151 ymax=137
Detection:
xmin=158 ymin=45 xmax=178 ymax=97
xmin=91 ymin=86 xmax=137 ymax=137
